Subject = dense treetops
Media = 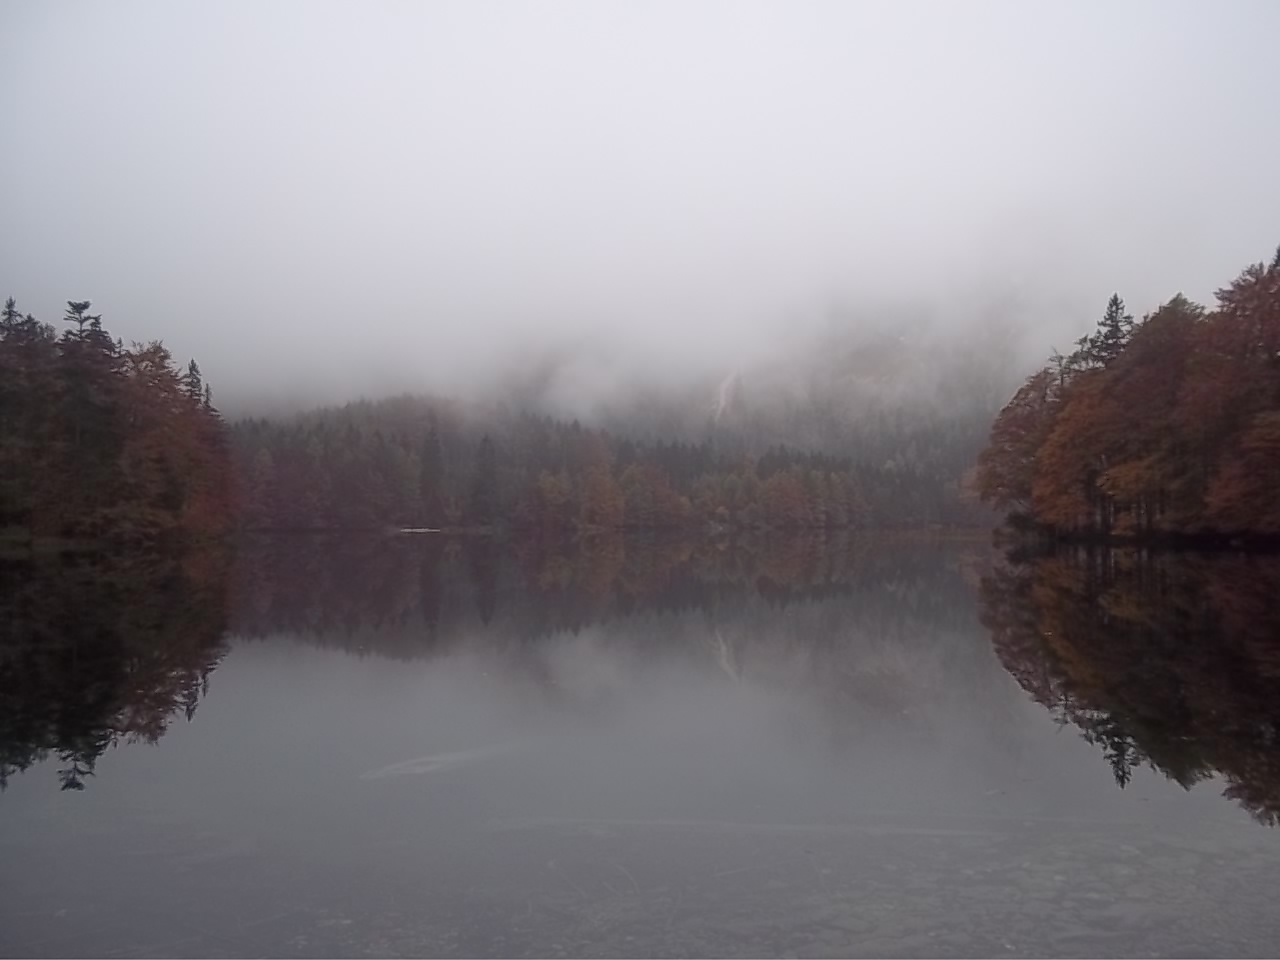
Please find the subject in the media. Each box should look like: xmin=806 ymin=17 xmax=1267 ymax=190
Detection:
xmin=976 ymin=247 xmax=1280 ymax=539
xmin=232 ymin=404 xmax=875 ymax=533
xmin=238 ymin=404 xmax=993 ymax=533
xmin=229 ymin=369 xmax=998 ymax=533
xmin=0 ymin=298 xmax=232 ymax=542
xmin=0 ymin=292 xmax=988 ymax=541
xmin=15 ymin=245 xmax=1280 ymax=543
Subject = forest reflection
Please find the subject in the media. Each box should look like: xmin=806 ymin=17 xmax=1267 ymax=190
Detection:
xmin=0 ymin=548 xmax=230 ymax=790
xmin=227 ymin=532 xmax=999 ymax=742
xmin=228 ymin=531 xmax=962 ymax=650
xmin=4 ymin=532 xmax=987 ymax=792
xmin=7 ymin=532 xmax=1280 ymax=827
xmin=982 ymin=544 xmax=1280 ymax=825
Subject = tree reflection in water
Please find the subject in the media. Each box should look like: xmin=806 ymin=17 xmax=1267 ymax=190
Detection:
xmin=226 ymin=531 xmax=972 ymax=653
xmin=3 ymin=532 xmax=981 ymax=791
xmin=17 ymin=530 xmax=1280 ymax=824
xmin=0 ymin=548 xmax=231 ymax=790
xmin=982 ymin=544 xmax=1280 ymax=824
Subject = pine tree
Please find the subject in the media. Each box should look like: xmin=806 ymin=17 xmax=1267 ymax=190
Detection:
xmin=469 ymin=435 xmax=499 ymax=526
xmin=247 ymin=448 xmax=276 ymax=528
xmin=63 ymin=300 xmax=98 ymax=340
xmin=184 ymin=360 xmax=203 ymax=401
xmin=1088 ymin=294 xmax=1134 ymax=367
xmin=1 ymin=298 xmax=20 ymax=336
xmin=420 ymin=416 xmax=444 ymax=525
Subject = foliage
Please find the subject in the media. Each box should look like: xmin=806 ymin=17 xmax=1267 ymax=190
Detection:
xmin=230 ymin=403 xmax=879 ymax=532
xmin=976 ymin=251 xmax=1280 ymax=538
xmin=0 ymin=297 xmax=233 ymax=542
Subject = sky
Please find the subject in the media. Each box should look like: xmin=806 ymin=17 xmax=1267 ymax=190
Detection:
xmin=2 ymin=0 xmax=1278 ymax=413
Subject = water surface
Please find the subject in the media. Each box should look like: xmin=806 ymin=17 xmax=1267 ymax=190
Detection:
xmin=3 ymin=535 xmax=1280 ymax=957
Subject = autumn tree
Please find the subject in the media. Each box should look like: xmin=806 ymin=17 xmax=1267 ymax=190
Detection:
xmin=0 ymin=297 xmax=231 ymax=541
xmin=578 ymin=434 xmax=624 ymax=529
xmin=975 ymin=368 xmax=1058 ymax=514
xmin=978 ymin=246 xmax=1280 ymax=540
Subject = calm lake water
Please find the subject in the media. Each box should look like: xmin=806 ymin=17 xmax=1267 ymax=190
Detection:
xmin=4 ymin=534 xmax=1280 ymax=958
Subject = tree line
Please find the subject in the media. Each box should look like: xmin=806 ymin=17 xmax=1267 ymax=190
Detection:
xmin=0 ymin=298 xmax=232 ymax=542
xmin=2 ymin=296 xmax=996 ymax=541
xmin=232 ymin=403 xmax=880 ymax=533
xmin=976 ymin=246 xmax=1280 ymax=540
xmin=32 ymin=245 xmax=1280 ymax=545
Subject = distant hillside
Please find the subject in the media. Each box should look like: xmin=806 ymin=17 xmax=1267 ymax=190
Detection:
xmin=231 ymin=311 xmax=1022 ymax=530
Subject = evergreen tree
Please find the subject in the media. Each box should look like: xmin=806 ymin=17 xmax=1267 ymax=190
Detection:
xmin=420 ymin=415 xmax=445 ymax=525
xmin=469 ymin=435 xmax=499 ymax=526
xmin=184 ymin=360 xmax=203 ymax=401
xmin=1088 ymin=294 xmax=1134 ymax=367
xmin=1 ymin=297 xmax=20 ymax=336
xmin=63 ymin=300 xmax=98 ymax=340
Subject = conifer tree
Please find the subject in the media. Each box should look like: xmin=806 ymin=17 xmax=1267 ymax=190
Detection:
xmin=184 ymin=360 xmax=203 ymax=401
xmin=1088 ymin=294 xmax=1134 ymax=367
xmin=469 ymin=435 xmax=499 ymax=526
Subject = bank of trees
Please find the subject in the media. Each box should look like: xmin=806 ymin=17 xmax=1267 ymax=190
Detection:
xmin=0 ymin=298 xmax=232 ymax=542
xmin=231 ymin=403 xmax=873 ymax=532
xmin=976 ymin=248 xmax=1280 ymax=539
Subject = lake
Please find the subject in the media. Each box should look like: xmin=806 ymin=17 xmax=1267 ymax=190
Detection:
xmin=4 ymin=534 xmax=1280 ymax=958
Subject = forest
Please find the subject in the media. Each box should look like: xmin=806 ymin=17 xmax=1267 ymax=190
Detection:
xmin=0 ymin=298 xmax=232 ymax=543
xmin=232 ymin=404 xmax=879 ymax=534
xmin=7 ymin=246 xmax=1280 ymax=542
xmin=976 ymin=248 xmax=1280 ymax=540
xmin=228 ymin=330 xmax=1001 ymax=533
xmin=2 ymin=296 xmax=993 ymax=540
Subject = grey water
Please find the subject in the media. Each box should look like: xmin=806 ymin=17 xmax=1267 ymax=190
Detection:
xmin=4 ymin=535 xmax=1280 ymax=958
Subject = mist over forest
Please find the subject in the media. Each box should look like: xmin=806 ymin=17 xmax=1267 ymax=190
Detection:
xmin=3 ymin=0 xmax=1280 ymax=543
xmin=8 ymin=7 xmax=1280 ymax=957
xmin=4 ymin=1 xmax=1279 ymax=414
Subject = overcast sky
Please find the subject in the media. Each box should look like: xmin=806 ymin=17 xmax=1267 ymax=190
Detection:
xmin=2 ymin=0 xmax=1278 ymax=411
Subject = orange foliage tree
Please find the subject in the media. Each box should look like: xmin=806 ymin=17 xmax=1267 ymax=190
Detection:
xmin=0 ymin=298 xmax=233 ymax=542
xmin=977 ymin=248 xmax=1280 ymax=540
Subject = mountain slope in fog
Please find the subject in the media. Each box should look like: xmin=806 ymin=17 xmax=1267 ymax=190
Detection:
xmin=503 ymin=306 xmax=1024 ymax=455
xmin=231 ymin=309 xmax=1021 ymax=531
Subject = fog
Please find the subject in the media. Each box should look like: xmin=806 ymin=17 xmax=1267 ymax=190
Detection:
xmin=2 ymin=0 xmax=1278 ymax=414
